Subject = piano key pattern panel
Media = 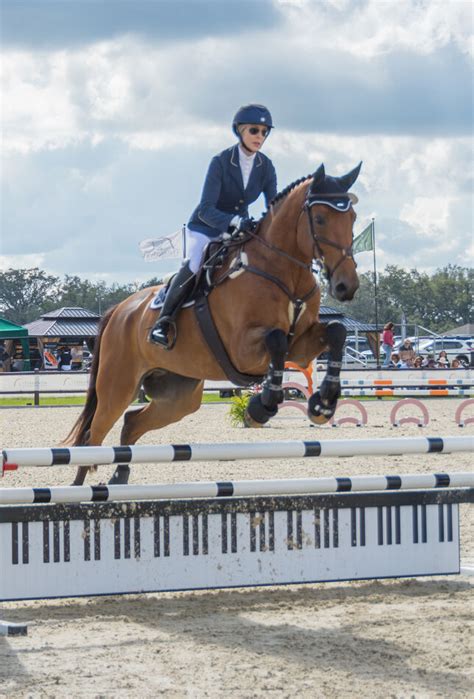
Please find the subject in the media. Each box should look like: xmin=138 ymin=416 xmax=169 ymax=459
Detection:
xmin=0 ymin=490 xmax=467 ymax=601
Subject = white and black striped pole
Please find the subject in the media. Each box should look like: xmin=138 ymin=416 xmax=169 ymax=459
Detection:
xmin=2 ymin=436 xmax=472 ymax=471
xmin=0 ymin=472 xmax=473 ymax=505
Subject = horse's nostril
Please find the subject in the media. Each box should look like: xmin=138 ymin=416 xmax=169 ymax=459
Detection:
xmin=335 ymin=283 xmax=347 ymax=296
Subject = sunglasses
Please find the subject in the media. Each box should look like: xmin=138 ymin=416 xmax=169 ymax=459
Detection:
xmin=248 ymin=126 xmax=269 ymax=137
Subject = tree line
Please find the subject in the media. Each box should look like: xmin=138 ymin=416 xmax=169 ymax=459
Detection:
xmin=0 ymin=265 xmax=472 ymax=333
xmin=325 ymin=264 xmax=472 ymax=333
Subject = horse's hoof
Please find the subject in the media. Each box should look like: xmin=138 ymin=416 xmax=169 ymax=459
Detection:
xmin=308 ymin=391 xmax=337 ymax=425
xmin=108 ymin=466 xmax=131 ymax=485
xmin=244 ymin=394 xmax=278 ymax=427
xmin=243 ymin=410 xmax=265 ymax=428
xmin=308 ymin=411 xmax=331 ymax=425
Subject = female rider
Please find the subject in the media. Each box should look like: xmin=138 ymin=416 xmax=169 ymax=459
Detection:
xmin=149 ymin=104 xmax=277 ymax=347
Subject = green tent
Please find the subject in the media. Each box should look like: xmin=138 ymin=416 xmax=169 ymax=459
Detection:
xmin=0 ymin=318 xmax=30 ymax=370
xmin=0 ymin=318 xmax=29 ymax=338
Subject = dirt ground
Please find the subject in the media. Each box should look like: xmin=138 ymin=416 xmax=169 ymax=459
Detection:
xmin=1 ymin=399 xmax=473 ymax=698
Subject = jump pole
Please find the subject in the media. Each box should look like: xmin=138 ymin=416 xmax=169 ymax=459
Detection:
xmin=3 ymin=435 xmax=472 ymax=471
xmin=1 ymin=472 xmax=472 ymax=505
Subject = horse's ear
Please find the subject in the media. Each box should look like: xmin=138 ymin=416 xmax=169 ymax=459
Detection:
xmin=337 ymin=161 xmax=362 ymax=191
xmin=309 ymin=164 xmax=325 ymax=193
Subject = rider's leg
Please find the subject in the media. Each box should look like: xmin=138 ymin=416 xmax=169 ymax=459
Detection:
xmin=149 ymin=260 xmax=195 ymax=346
xmin=149 ymin=229 xmax=207 ymax=347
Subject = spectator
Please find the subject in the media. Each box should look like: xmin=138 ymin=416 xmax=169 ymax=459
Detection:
xmin=389 ymin=352 xmax=400 ymax=369
xmin=0 ymin=344 xmax=10 ymax=372
xmin=382 ymin=322 xmax=395 ymax=368
xmin=58 ymin=346 xmax=72 ymax=371
xmin=437 ymin=350 xmax=449 ymax=368
xmin=413 ymin=355 xmax=423 ymax=369
xmin=70 ymin=345 xmax=83 ymax=371
xmin=30 ymin=347 xmax=42 ymax=370
xmin=422 ymin=354 xmax=436 ymax=369
xmin=451 ymin=358 xmax=462 ymax=369
xmin=398 ymin=339 xmax=416 ymax=368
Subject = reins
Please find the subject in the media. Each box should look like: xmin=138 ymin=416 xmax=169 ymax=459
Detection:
xmin=212 ymin=185 xmax=356 ymax=334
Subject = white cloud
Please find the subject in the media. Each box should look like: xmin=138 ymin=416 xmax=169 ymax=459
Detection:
xmin=0 ymin=253 xmax=46 ymax=270
xmin=400 ymin=196 xmax=454 ymax=239
xmin=1 ymin=0 xmax=472 ymax=283
xmin=279 ymin=0 xmax=473 ymax=58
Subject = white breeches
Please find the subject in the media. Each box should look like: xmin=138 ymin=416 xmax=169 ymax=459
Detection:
xmin=185 ymin=227 xmax=212 ymax=274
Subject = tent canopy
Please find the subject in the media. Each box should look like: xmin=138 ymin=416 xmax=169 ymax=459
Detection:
xmin=0 ymin=318 xmax=28 ymax=339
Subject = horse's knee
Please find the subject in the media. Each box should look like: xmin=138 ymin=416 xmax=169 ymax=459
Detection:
xmin=265 ymin=328 xmax=288 ymax=359
xmin=325 ymin=321 xmax=346 ymax=355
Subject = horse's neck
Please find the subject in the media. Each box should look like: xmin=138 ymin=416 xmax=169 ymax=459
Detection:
xmin=259 ymin=188 xmax=310 ymax=267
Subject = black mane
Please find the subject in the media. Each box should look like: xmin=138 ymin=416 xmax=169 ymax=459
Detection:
xmin=259 ymin=174 xmax=312 ymax=222
xmin=269 ymin=174 xmax=312 ymax=208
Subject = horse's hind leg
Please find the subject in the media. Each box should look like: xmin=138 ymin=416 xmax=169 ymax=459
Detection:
xmin=307 ymin=321 xmax=346 ymax=424
xmin=245 ymin=329 xmax=288 ymax=427
xmin=109 ymin=372 xmax=204 ymax=484
xmin=72 ymin=373 xmax=142 ymax=485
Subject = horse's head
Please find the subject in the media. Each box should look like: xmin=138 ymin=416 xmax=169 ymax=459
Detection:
xmin=300 ymin=163 xmax=361 ymax=301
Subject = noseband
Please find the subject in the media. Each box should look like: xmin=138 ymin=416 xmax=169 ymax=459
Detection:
xmin=302 ymin=195 xmax=356 ymax=280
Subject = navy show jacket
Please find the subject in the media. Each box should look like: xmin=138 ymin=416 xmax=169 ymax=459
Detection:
xmin=187 ymin=145 xmax=277 ymax=238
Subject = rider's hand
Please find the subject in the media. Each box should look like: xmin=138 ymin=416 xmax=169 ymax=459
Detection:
xmin=237 ymin=216 xmax=257 ymax=234
xmin=226 ymin=216 xmax=256 ymax=240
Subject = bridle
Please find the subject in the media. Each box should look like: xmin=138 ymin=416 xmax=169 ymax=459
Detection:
xmin=301 ymin=193 xmax=357 ymax=282
xmin=212 ymin=188 xmax=357 ymax=335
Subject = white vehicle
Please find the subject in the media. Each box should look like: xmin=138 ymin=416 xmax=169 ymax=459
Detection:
xmin=415 ymin=337 xmax=473 ymax=365
xmin=359 ymin=336 xmax=473 ymax=366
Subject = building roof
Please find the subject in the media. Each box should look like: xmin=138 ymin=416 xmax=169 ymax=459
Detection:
xmin=22 ymin=304 xmax=376 ymax=339
xmin=40 ymin=307 xmax=101 ymax=320
xmin=320 ymin=305 xmax=378 ymax=332
xmin=0 ymin=317 xmax=28 ymax=339
xmin=24 ymin=307 xmax=101 ymax=338
xmin=442 ymin=323 xmax=474 ymax=336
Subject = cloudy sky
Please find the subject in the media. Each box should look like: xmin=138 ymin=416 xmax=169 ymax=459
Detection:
xmin=1 ymin=0 xmax=473 ymax=284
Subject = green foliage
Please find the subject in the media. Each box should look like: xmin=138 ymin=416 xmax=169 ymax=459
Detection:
xmin=140 ymin=276 xmax=164 ymax=289
xmin=0 ymin=268 xmax=144 ymax=321
xmin=325 ymin=264 xmax=473 ymax=332
xmin=1 ymin=265 xmax=471 ymax=333
xmin=0 ymin=268 xmax=61 ymax=324
xmin=228 ymin=392 xmax=252 ymax=427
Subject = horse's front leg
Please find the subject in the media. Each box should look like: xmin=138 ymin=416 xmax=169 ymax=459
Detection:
xmin=307 ymin=321 xmax=346 ymax=424
xmin=245 ymin=329 xmax=288 ymax=427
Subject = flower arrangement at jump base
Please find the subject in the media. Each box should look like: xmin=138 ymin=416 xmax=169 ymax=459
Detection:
xmin=228 ymin=392 xmax=252 ymax=427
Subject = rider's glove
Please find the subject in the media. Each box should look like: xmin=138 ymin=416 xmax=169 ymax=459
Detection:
xmin=225 ymin=216 xmax=256 ymax=240
xmin=236 ymin=216 xmax=257 ymax=234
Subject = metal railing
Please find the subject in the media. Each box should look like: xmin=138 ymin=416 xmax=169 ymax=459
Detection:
xmin=343 ymin=346 xmax=369 ymax=368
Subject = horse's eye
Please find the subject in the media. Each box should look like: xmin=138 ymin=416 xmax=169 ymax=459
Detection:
xmin=315 ymin=215 xmax=325 ymax=225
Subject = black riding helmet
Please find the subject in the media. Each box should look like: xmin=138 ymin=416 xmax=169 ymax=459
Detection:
xmin=232 ymin=104 xmax=274 ymax=138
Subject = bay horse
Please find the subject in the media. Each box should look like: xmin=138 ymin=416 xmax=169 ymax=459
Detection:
xmin=67 ymin=163 xmax=362 ymax=485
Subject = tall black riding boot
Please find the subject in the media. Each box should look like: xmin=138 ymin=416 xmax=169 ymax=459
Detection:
xmin=149 ymin=262 xmax=195 ymax=348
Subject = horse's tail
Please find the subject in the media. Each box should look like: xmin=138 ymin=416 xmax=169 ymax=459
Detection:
xmin=63 ymin=305 xmax=116 ymax=446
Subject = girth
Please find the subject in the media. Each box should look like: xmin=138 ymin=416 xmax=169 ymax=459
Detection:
xmin=194 ymin=293 xmax=265 ymax=387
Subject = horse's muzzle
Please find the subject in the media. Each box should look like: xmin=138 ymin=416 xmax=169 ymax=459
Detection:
xmin=331 ymin=277 xmax=359 ymax=302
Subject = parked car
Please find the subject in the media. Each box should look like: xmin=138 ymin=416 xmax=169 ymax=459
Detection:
xmin=415 ymin=337 xmax=473 ymax=365
xmin=360 ymin=335 xmax=473 ymax=365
